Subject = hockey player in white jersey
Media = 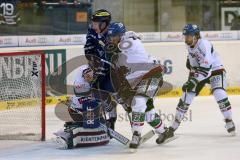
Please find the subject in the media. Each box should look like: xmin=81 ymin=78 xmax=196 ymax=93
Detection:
xmin=106 ymin=22 xmax=174 ymax=149
xmin=169 ymin=24 xmax=236 ymax=136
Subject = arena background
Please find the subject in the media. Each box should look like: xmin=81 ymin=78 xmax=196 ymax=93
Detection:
xmin=1 ymin=0 xmax=240 ymax=107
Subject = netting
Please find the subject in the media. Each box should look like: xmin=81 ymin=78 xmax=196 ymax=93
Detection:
xmin=0 ymin=52 xmax=45 ymax=141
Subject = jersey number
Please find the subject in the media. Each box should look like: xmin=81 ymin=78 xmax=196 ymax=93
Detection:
xmin=0 ymin=3 xmax=14 ymax=16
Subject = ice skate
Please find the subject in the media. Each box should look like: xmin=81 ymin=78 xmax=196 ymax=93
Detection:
xmin=225 ymin=119 xmax=236 ymax=136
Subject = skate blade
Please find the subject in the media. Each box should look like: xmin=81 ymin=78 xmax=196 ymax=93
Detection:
xmin=52 ymin=137 xmax=68 ymax=149
xmin=140 ymin=130 xmax=155 ymax=144
xmin=158 ymin=136 xmax=178 ymax=145
xmin=229 ymin=131 xmax=236 ymax=136
xmin=129 ymin=148 xmax=137 ymax=153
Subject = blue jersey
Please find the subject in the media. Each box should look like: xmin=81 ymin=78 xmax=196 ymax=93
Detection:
xmin=84 ymin=28 xmax=110 ymax=75
xmin=84 ymin=28 xmax=107 ymax=60
xmin=84 ymin=27 xmax=115 ymax=93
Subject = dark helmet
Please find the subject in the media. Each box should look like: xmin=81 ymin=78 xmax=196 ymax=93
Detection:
xmin=183 ymin=24 xmax=200 ymax=36
xmin=91 ymin=9 xmax=111 ymax=25
xmin=108 ymin=22 xmax=126 ymax=37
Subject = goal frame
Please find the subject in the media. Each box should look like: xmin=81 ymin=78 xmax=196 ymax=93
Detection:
xmin=0 ymin=51 xmax=46 ymax=141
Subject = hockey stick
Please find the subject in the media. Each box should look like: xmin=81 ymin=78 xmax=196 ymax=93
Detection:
xmin=99 ymin=123 xmax=130 ymax=145
xmin=100 ymin=102 xmax=131 ymax=146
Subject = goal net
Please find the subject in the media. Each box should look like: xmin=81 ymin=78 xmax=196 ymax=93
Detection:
xmin=0 ymin=51 xmax=45 ymax=141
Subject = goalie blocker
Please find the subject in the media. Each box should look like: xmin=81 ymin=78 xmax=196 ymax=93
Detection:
xmin=54 ymin=97 xmax=110 ymax=149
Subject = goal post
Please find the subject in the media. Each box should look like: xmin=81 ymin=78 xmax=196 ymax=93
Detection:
xmin=0 ymin=51 xmax=46 ymax=141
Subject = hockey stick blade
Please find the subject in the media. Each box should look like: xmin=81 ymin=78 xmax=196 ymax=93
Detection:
xmin=140 ymin=130 xmax=155 ymax=144
xmin=99 ymin=123 xmax=130 ymax=145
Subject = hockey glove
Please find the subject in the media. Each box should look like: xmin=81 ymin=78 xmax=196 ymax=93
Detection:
xmin=106 ymin=117 xmax=117 ymax=131
xmin=182 ymin=77 xmax=198 ymax=92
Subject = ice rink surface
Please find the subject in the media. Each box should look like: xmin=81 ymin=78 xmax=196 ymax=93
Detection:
xmin=0 ymin=95 xmax=240 ymax=160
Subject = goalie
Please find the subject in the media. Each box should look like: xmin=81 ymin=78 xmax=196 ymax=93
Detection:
xmin=54 ymin=64 xmax=117 ymax=149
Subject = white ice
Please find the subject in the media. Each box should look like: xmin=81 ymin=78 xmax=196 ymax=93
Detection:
xmin=0 ymin=95 xmax=240 ymax=160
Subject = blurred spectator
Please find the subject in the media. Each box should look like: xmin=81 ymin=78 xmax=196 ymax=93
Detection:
xmin=203 ymin=5 xmax=215 ymax=31
xmin=231 ymin=16 xmax=240 ymax=30
xmin=160 ymin=11 xmax=171 ymax=31
xmin=81 ymin=0 xmax=92 ymax=4
xmin=36 ymin=0 xmax=47 ymax=16
xmin=59 ymin=0 xmax=68 ymax=5
xmin=73 ymin=0 xmax=79 ymax=5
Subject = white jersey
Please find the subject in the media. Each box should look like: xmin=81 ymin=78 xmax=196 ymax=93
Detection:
xmin=117 ymin=31 xmax=158 ymax=86
xmin=70 ymin=65 xmax=92 ymax=110
xmin=73 ymin=64 xmax=91 ymax=95
xmin=187 ymin=38 xmax=224 ymax=81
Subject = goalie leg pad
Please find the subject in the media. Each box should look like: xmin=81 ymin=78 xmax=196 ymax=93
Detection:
xmin=55 ymin=123 xmax=110 ymax=149
xmin=72 ymin=127 xmax=110 ymax=147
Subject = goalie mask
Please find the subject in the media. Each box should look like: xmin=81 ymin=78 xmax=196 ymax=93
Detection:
xmin=82 ymin=67 xmax=94 ymax=83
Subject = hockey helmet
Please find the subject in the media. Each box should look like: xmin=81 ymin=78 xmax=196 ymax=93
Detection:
xmin=183 ymin=24 xmax=200 ymax=36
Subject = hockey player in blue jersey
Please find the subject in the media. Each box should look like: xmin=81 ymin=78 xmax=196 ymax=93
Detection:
xmin=84 ymin=9 xmax=117 ymax=130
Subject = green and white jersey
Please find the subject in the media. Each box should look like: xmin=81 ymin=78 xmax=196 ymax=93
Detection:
xmin=187 ymin=38 xmax=224 ymax=81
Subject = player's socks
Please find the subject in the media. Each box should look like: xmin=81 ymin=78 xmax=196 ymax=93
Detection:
xmin=171 ymin=118 xmax=181 ymax=131
xmin=170 ymin=98 xmax=190 ymax=131
xmin=148 ymin=113 xmax=165 ymax=133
